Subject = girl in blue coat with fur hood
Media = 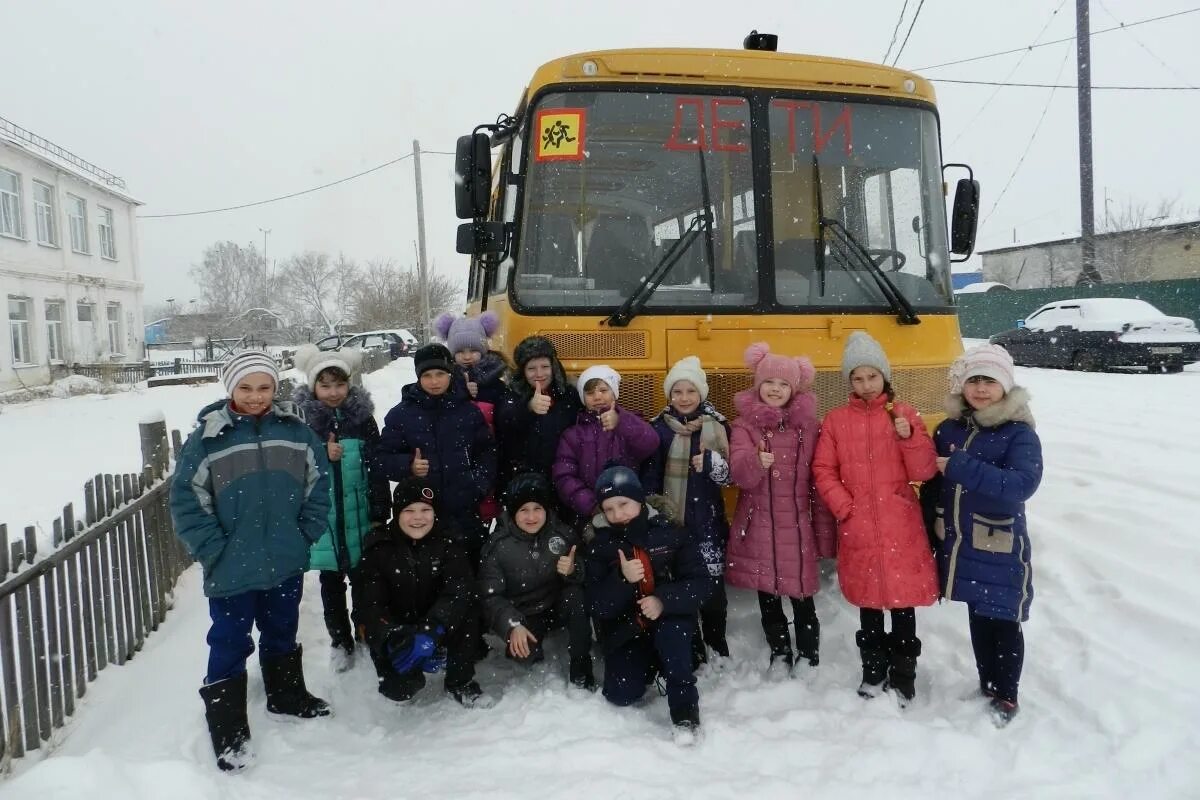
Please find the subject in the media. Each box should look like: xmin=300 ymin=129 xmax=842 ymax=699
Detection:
xmin=930 ymin=344 xmax=1043 ymax=728
xmin=293 ymin=344 xmax=391 ymax=672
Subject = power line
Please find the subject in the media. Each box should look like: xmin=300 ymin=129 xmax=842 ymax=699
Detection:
xmin=934 ymin=78 xmax=1199 ymax=90
xmin=890 ymin=0 xmax=926 ymax=66
xmin=1095 ymin=0 xmax=1198 ymax=89
xmin=950 ymin=0 xmax=1069 ymax=148
xmin=915 ymin=7 xmax=1200 ymax=71
xmin=138 ymin=149 xmax=456 ymax=220
xmin=981 ymin=45 xmax=1074 ymax=229
xmin=881 ymin=0 xmax=911 ymax=64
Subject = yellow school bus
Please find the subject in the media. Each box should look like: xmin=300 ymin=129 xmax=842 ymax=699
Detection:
xmin=455 ymin=32 xmax=979 ymax=423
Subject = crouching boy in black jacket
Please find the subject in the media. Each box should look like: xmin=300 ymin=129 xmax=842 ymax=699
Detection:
xmin=351 ymin=478 xmax=489 ymax=708
xmin=584 ymin=466 xmax=712 ymax=742
xmin=479 ymin=472 xmax=595 ymax=691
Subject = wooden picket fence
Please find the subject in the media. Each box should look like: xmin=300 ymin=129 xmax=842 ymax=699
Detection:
xmin=0 ymin=421 xmax=191 ymax=768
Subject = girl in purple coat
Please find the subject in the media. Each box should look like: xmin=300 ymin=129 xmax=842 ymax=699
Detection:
xmin=552 ymin=365 xmax=658 ymax=526
xmin=727 ymin=343 xmax=836 ymax=676
xmin=642 ymin=356 xmax=732 ymax=662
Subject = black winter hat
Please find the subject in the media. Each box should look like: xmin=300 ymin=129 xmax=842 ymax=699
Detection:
xmin=503 ymin=472 xmax=555 ymax=519
xmin=513 ymin=336 xmax=558 ymax=370
xmin=414 ymin=343 xmax=454 ymax=378
xmin=393 ymin=477 xmax=437 ymax=511
xmin=595 ymin=465 xmax=645 ymax=506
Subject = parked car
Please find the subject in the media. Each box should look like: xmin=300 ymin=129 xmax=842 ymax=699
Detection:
xmin=313 ymin=333 xmax=353 ymax=351
xmin=989 ymin=298 xmax=1200 ymax=373
xmin=340 ymin=329 xmax=418 ymax=360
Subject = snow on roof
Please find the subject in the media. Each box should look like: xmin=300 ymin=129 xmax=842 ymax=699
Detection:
xmin=0 ymin=119 xmax=141 ymax=205
xmin=955 ymin=281 xmax=1011 ymax=294
xmin=1042 ymin=297 xmax=1164 ymax=319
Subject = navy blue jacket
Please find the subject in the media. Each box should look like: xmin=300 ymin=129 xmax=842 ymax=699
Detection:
xmin=377 ymin=381 xmax=496 ymax=540
xmin=932 ymin=388 xmax=1043 ymax=622
xmin=642 ymin=405 xmax=731 ymax=578
xmin=457 ymin=350 xmax=509 ymax=407
xmin=584 ymin=507 xmax=712 ymax=653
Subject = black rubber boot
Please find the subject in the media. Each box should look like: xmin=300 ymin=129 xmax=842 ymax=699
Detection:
xmin=856 ymin=630 xmax=890 ymax=698
xmin=570 ymin=655 xmax=597 ymax=692
xmin=261 ymin=646 xmax=332 ymax=718
xmin=794 ymin=616 xmax=820 ymax=667
xmin=764 ymin=622 xmax=794 ymax=673
xmin=670 ymin=705 xmax=701 ymax=745
xmin=378 ymin=669 xmax=426 ymax=703
xmin=887 ymin=635 xmax=922 ymax=706
xmin=198 ymin=673 xmax=251 ymax=772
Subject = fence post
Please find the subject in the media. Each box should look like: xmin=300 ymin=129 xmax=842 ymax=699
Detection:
xmin=173 ymin=357 xmax=182 ymax=375
xmin=139 ymin=417 xmax=169 ymax=480
xmin=0 ymin=524 xmax=8 ymax=577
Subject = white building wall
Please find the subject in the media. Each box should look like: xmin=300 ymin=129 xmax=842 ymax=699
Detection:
xmin=0 ymin=138 xmax=143 ymax=391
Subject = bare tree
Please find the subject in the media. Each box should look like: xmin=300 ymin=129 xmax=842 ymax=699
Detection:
xmin=277 ymin=251 xmax=358 ymax=335
xmin=346 ymin=259 xmax=463 ymax=335
xmin=1095 ymin=198 xmax=1179 ymax=283
xmin=189 ymin=241 xmax=274 ymax=314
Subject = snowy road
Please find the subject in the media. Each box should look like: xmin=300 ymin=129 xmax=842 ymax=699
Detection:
xmin=3 ymin=359 xmax=1199 ymax=798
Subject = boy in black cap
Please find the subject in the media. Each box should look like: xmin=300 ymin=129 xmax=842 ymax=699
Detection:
xmin=478 ymin=472 xmax=595 ymax=690
xmin=584 ymin=466 xmax=712 ymax=743
xmin=377 ymin=343 xmax=496 ymax=565
xmin=351 ymin=477 xmax=489 ymax=707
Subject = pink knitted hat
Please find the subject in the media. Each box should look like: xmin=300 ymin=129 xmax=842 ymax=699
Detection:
xmin=950 ymin=344 xmax=1015 ymax=394
xmin=744 ymin=342 xmax=815 ymax=393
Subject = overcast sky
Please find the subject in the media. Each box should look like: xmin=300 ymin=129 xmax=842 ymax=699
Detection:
xmin=7 ymin=0 xmax=1199 ymax=304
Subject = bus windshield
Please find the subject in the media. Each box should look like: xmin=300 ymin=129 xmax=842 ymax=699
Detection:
xmin=512 ymin=90 xmax=952 ymax=313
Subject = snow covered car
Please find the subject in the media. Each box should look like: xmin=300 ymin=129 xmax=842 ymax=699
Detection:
xmin=340 ymin=330 xmax=418 ymax=360
xmin=989 ymin=298 xmax=1200 ymax=373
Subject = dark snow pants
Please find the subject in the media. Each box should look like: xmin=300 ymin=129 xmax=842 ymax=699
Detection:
xmin=602 ymin=617 xmax=697 ymax=713
xmin=205 ymin=574 xmax=302 ymax=685
xmin=969 ymin=610 xmax=1024 ymax=704
xmin=512 ymin=584 xmax=592 ymax=665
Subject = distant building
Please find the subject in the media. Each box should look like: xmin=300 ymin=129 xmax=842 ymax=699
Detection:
xmin=980 ymin=221 xmax=1200 ymax=289
xmin=1 ymin=116 xmax=144 ymax=391
xmin=951 ymin=271 xmax=983 ymax=290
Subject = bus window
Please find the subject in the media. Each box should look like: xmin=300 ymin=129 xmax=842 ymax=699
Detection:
xmin=514 ymin=91 xmax=758 ymax=311
xmin=768 ymin=98 xmax=951 ymax=309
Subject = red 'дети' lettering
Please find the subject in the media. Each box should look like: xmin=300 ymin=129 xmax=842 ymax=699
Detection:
xmin=770 ymin=100 xmax=853 ymax=156
xmin=665 ymin=98 xmax=749 ymax=152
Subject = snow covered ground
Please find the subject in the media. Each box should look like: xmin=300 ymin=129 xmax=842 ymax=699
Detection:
xmin=3 ymin=355 xmax=1200 ymax=798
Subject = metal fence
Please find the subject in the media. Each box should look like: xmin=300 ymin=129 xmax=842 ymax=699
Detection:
xmin=0 ymin=421 xmax=190 ymax=767
xmin=71 ymin=354 xmax=289 ymax=386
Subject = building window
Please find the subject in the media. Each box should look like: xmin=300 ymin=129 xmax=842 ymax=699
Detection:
xmin=33 ymin=181 xmax=58 ymax=246
xmin=1 ymin=169 xmax=23 ymax=239
xmin=106 ymin=302 xmax=121 ymax=353
xmin=98 ymin=206 xmax=116 ymax=259
xmin=9 ymin=297 xmax=33 ymax=364
xmin=45 ymin=301 xmax=65 ymax=362
xmin=77 ymin=301 xmax=94 ymax=322
xmin=67 ymin=194 xmax=89 ymax=253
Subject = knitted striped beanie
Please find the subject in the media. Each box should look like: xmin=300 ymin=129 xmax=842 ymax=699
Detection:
xmin=221 ymin=350 xmax=279 ymax=394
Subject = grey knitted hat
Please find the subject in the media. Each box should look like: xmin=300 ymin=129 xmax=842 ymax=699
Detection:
xmin=840 ymin=331 xmax=892 ymax=383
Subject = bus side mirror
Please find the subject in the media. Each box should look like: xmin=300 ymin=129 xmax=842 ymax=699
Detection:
xmin=456 ymin=221 xmax=505 ymax=255
xmin=949 ymin=178 xmax=980 ymax=259
xmin=455 ymin=133 xmax=492 ymax=220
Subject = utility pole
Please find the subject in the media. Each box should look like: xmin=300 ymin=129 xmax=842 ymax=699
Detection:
xmin=1075 ymin=0 xmax=1102 ymax=285
xmin=413 ymin=139 xmax=431 ymax=341
xmin=259 ymin=227 xmax=273 ymax=287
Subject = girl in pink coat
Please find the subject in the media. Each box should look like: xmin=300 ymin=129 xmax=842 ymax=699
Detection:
xmin=812 ymin=331 xmax=938 ymax=705
xmin=727 ymin=343 xmax=836 ymax=676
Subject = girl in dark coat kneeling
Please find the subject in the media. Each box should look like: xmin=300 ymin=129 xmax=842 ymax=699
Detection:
xmin=351 ymin=478 xmax=490 ymax=708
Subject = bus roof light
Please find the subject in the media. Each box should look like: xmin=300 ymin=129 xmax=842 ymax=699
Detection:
xmin=744 ymin=30 xmax=778 ymax=51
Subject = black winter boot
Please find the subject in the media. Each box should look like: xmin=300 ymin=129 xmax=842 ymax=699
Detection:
xmin=570 ymin=655 xmax=597 ymax=692
xmin=378 ymin=669 xmax=426 ymax=703
xmin=670 ymin=706 xmax=701 ymax=746
xmin=794 ymin=616 xmax=820 ymax=667
xmin=887 ymin=635 xmax=922 ymax=707
xmin=856 ymin=630 xmax=890 ymax=698
xmin=198 ymin=673 xmax=251 ymax=772
xmin=764 ymin=622 xmax=794 ymax=675
xmin=261 ymin=646 xmax=332 ymax=719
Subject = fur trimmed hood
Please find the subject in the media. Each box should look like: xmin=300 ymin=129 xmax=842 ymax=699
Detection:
xmin=945 ymin=386 xmax=1036 ymax=429
xmin=291 ymin=384 xmax=377 ymax=438
xmin=733 ymin=387 xmax=818 ymax=430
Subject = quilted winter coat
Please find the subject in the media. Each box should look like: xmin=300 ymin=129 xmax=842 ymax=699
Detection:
xmin=551 ymin=407 xmax=659 ymax=519
xmin=726 ymin=389 xmax=836 ymax=599
xmin=812 ymin=393 xmax=939 ymax=610
xmin=932 ymin=388 xmax=1042 ymax=622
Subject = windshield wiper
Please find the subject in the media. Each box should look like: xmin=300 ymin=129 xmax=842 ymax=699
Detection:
xmin=605 ymin=211 xmax=709 ymax=327
xmin=606 ymin=147 xmax=716 ymax=328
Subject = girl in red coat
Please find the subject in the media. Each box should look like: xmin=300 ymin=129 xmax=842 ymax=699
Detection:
xmin=812 ymin=331 xmax=939 ymax=705
xmin=727 ymin=343 xmax=836 ymax=676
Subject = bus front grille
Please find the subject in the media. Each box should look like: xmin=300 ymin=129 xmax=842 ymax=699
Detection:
xmin=543 ymin=331 xmax=648 ymax=360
